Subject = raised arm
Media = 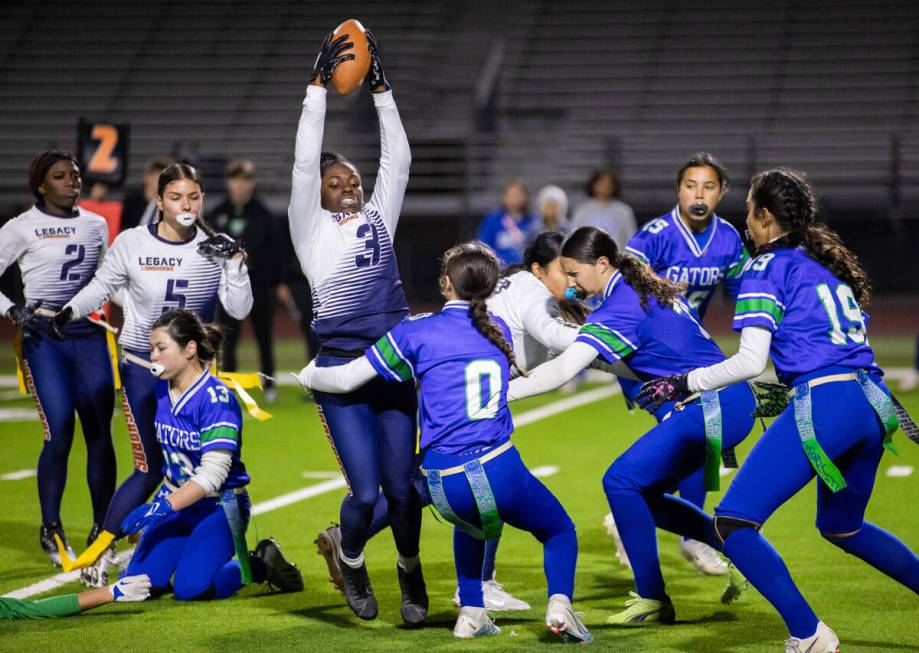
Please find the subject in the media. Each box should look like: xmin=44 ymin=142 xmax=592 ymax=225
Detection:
xmin=367 ymin=90 xmax=410 ymax=238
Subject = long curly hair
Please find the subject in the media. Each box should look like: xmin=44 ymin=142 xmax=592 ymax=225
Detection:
xmin=561 ymin=226 xmax=685 ymax=310
xmin=750 ymin=168 xmax=871 ymax=306
xmin=441 ymin=242 xmax=526 ymax=377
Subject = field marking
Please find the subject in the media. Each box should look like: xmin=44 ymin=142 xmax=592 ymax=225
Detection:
xmin=0 ymin=408 xmax=42 ymax=423
xmin=886 ymin=465 xmax=914 ymax=478
xmin=531 ymin=465 xmax=560 ymax=478
xmin=0 ymin=469 xmax=37 ymax=481
xmin=4 ymin=383 xmax=619 ymax=600
xmin=302 ymin=471 xmax=343 ymax=479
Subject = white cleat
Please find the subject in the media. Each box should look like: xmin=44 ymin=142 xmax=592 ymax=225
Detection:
xmin=603 ymin=512 xmax=632 ymax=570
xmin=453 ymin=606 xmax=500 ymax=639
xmin=452 ymin=578 xmax=531 ymax=611
xmin=679 ymin=538 xmax=728 ymax=575
xmin=546 ymin=594 xmax=592 ymax=644
xmin=80 ymin=544 xmax=119 ymax=588
xmin=784 ymin=621 xmax=840 ymax=653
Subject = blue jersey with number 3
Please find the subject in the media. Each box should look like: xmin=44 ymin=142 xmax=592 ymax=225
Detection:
xmin=365 ymin=300 xmax=514 ymax=455
xmin=733 ymin=246 xmax=879 ymax=384
xmin=153 ymin=372 xmax=250 ymax=489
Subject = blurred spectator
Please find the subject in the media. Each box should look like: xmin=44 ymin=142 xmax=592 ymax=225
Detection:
xmin=120 ymin=157 xmax=173 ymax=231
xmin=572 ymin=168 xmax=636 ymax=247
xmin=206 ymin=160 xmax=282 ymax=402
xmin=78 ymin=182 xmax=122 ymax=243
xmin=535 ymin=184 xmax=570 ymax=233
xmin=476 ymin=179 xmax=538 ymax=264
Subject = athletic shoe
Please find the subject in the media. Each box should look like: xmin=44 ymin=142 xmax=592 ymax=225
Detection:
xmin=314 ymin=523 xmax=344 ymax=594
xmin=605 ymin=591 xmax=675 ymax=625
xmin=784 ymin=621 xmax=840 ymax=653
xmin=452 ymin=579 xmax=532 ymax=611
xmin=720 ymin=562 xmax=749 ymax=604
xmin=263 ymin=385 xmax=279 ymax=404
xmin=80 ymin=542 xmax=119 ymax=588
xmin=40 ymin=523 xmax=73 ymax=567
xmin=545 ymin=593 xmax=592 ymax=644
xmin=453 ymin=606 xmax=500 ymax=638
xmin=87 ymin=522 xmax=103 ymax=547
xmin=899 ymin=369 xmax=919 ymax=392
xmin=252 ymin=538 xmax=303 ymax=592
xmin=602 ymin=512 xmax=632 ymax=570
xmin=679 ymin=538 xmax=728 ymax=575
xmin=340 ymin=560 xmax=378 ymax=620
xmin=397 ymin=563 xmax=429 ymax=625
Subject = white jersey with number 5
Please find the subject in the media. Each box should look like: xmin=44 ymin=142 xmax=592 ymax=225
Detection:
xmin=65 ymin=224 xmax=253 ymax=353
xmin=0 ymin=205 xmax=109 ymax=316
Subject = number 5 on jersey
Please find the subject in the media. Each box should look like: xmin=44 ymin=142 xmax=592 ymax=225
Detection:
xmin=465 ymin=360 xmax=501 ymax=420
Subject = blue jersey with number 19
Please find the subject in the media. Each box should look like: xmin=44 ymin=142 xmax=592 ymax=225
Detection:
xmin=153 ymin=371 xmax=250 ymax=490
xmin=733 ymin=246 xmax=879 ymax=385
xmin=365 ymin=301 xmax=514 ymax=455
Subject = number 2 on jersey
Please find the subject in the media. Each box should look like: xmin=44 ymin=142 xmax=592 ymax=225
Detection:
xmin=816 ymin=282 xmax=867 ymax=345
xmin=465 ymin=360 xmax=501 ymax=420
xmin=59 ymin=244 xmax=85 ymax=281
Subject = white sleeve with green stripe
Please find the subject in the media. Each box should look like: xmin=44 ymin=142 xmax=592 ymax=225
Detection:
xmin=576 ymin=322 xmax=638 ymax=363
xmin=368 ymin=331 xmax=416 ymax=382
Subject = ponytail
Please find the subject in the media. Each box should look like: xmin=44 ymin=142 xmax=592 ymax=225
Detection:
xmin=803 ymin=224 xmax=872 ymax=306
xmin=469 ymin=297 xmax=527 ymax=377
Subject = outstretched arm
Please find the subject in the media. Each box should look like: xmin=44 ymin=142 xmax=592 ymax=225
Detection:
xmin=288 ymin=84 xmax=328 ymax=271
xmin=295 ymin=356 xmax=379 ymax=394
xmin=508 ymin=341 xmax=599 ymax=401
xmin=686 ymin=326 xmax=772 ymax=391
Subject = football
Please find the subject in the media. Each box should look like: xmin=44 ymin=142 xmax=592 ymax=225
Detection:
xmin=331 ymin=19 xmax=371 ymax=95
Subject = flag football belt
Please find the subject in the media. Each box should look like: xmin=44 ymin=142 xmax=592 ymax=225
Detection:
xmin=421 ymin=440 xmax=512 ymax=541
xmin=673 ymin=389 xmax=736 ymax=492
xmin=790 ymin=370 xmax=899 ymax=493
xmin=161 ymin=479 xmax=252 ymax=584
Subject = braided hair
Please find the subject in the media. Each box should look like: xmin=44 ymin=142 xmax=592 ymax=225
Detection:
xmin=561 ymin=226 xmax=685 ymax=310
xmin=750 ymin=168 xmax=871 ymax=306
xmin=442 ymin=242 xmax=526 ymax=377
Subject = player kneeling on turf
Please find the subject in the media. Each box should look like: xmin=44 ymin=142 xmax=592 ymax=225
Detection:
xmin=119 ymin=309 xmax=302 ymax=599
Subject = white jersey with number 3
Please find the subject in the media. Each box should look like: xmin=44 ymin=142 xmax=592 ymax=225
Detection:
xmin=65 ymin=224 xmax=253 ymax=353
xmin=0 ymin=205 xmax=109 ymax=316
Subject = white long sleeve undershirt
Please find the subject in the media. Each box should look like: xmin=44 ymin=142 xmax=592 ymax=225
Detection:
xmin=189 ymin=450 xmax=233 ymax=494
xmin=295 ymin=356 xmax=378 ymax=394
xmin=507 ymin=342 xmax=601 ymax=401
xmin=686 ymin=326 xmax=773 ymax=392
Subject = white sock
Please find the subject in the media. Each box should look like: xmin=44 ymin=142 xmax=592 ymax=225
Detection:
xmin=339 ymin=550 xmax=364 ymax=569
xmin=397 ymin=554 xmax=419 ymax=573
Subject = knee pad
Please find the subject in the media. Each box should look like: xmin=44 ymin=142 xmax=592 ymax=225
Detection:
xmin=713 ymin=515 xmax=760 ymax=544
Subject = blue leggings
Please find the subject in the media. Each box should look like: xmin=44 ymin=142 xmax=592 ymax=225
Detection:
xmin=716 ymin=374 xmax=919 ymax=637
xmin=21 ymin=328 xmax=116 ymax=526
xmin=125 ymin=490 xmax=250 ymax=601
xmin=619 ymin=376 xmax=707 ymax=511
xmin=314 ymin=354 xmax=420 ymax=559
xmin=423 ymin=441 xmax=577 ymax=608
xmin=604 ymin=381 xmax=756 ymax=600
xmin=101 ymin=353 xmax=163 ymax=536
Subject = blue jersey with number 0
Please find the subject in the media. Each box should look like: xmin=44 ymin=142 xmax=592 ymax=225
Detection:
xmin=576 ymin=271 xmax=727 ymax=380
xmin=365 ymin=300 xmax=514 ymax=455
xmin=625 ymin=207 xmax=748 ymax=318
xmin=733 ymin=246 xmax=879 ymax=385
xmin=154 ymin=371 xmax=250 ymax=489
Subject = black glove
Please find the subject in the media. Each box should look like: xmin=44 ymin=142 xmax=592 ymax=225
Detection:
xmin=309 ymin=31 xmax=355 ymax=86
xmin=364 ymin=29 xmax=390 ymax=91
xmin=198 ymin=233 xmax=244 ymax=261
xmin=751 ymin=381 xmax=789 ymax=418
xmin=49 ymin=306 xmax=74 ymax=341
xmin=636 ymin=373 xmax=689 ymax=413
xmin=7 ymin=300 xmax=43 ymax=336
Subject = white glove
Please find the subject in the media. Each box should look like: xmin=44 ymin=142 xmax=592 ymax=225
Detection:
xmin=109 ymin=574 xmax=152 ymax=602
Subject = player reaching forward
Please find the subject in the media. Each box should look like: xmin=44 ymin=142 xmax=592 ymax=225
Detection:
xmin=297 ymin=243 xmax=592 ymax=642
xmin=640 ymin=169 xmax=919 ymax=652
xmin=0 ymin=151 xmax=117 ymax=565
xmin=287 ymin=30 xmax=425 ymax=623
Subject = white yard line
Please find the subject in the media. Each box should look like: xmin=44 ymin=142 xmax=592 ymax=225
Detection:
xmin=3 ymin=383 xmax=618 ymax=599
xmin=0 ymin=469 xmax=37 ymax=481
xmin=886 ymin=465 xmax=914 ymax=478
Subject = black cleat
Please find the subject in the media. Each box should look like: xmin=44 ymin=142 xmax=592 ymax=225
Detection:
xmin=340 ymin=561 xmax=378 ymax=620
xmin=87 ymin=522 xmax=103 ymax=547
xmin=314 ymin=523 xmax=344 ymax=594
xmin=251 ymin=538 xmax=303 ymax=592
xmin=397 ymin=563 xmax=429 ymax=626
xmin=40 ymin=522 xmax=73 ymax=567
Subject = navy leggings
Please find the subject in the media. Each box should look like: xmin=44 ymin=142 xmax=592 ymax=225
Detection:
xmin=21 ymin=328 xmax=116 ymax=527
xmin=101 ymin=352 xmax=164 ymax=536
xmin=313 ymin=354 xmax=420 ymax=559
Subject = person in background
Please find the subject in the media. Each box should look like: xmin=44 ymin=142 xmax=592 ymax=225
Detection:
xmin=207 ymin=160 xmax=282 ymax=403
xmin=120 ymin=158 xmax=173 ymax=232
xmin=535 ymin=185 xmax=570 ymax=233
xmin=79 ymin=182 xmax=122 ymax=241
xmin=572 ymin=168 xmax=636 ymax=247
xmin=476 ymin=179 xmax=538 ymax=265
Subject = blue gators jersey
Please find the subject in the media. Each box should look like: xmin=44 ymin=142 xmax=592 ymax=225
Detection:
xmin=625 ymin=207 xmax=748 ymax=318
xmin=153 ymin=372 xmax=250 ymax=490
xmin=365 ymin=300 xmax=514 ymax=455
xmin=733 ymin=246 xmax=880 ymax=385
xmin=577 ymin=271 xmax=727 ymax=380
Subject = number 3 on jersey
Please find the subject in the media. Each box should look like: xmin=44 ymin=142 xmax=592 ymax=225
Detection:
xmin=816 ymin=282 xmax=867 ymax=345
xmin=465 ymin=360 xmax=501 ymax=420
